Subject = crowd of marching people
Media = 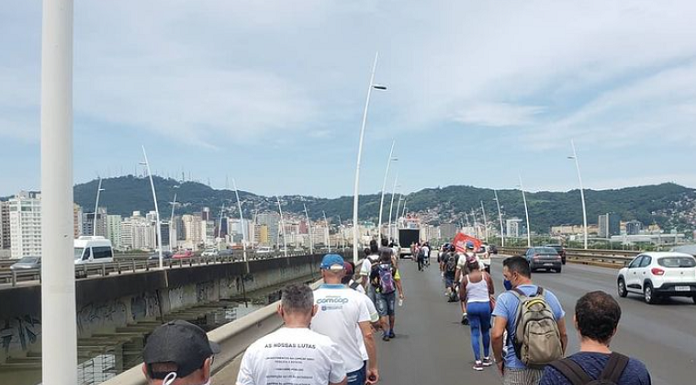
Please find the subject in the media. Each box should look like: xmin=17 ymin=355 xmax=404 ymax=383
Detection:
xmin=137 ymin=237 xmax=652 ymax=385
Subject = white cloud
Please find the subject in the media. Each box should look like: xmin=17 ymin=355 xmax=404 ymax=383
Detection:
xmin=453 ymin=103 xmax=544 ymax=127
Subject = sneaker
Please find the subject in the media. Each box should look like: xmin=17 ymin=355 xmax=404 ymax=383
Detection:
xmin=482 ymin=357 xmax=492 ymax=367
xmin=388 ymin=330 xmax=395 ymax=339
xmin=382 ymin=333 xmax=390 ymax=341
xmin=473 ymin=361 xmax=483 ymax=371
xmin=461 ymin=315 xmax=469 ymax=325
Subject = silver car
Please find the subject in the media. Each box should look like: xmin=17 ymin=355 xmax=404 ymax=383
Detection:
xmin=10 ymin=256 xmax=41 ymax=271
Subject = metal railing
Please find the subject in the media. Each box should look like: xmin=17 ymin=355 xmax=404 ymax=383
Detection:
xmin=0 ymin=249 xmax=352 ymax=287
xmin=498 ymin=246 xmax=636 ymax=267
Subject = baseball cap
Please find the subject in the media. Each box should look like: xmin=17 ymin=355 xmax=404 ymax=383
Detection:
xmin=320 ymin=254 xmax=345 ymax=271
xmin=143 ymin=320 xmax=221 ymax=379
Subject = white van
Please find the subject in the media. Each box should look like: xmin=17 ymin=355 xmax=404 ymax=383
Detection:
xmin=74 ymin=236 xmax=114 ymax=264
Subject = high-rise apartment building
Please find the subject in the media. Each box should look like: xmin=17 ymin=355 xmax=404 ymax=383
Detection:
xmin=106 ymin=215 xmax=122 ymax=249
xmin=506 ymin=217 xmax=523 ymax=238
xmin=182 ymin=214 xmax=203 ymax=245
xmin=625 ymin=220 xmax=642 ymax=236
xmin=73 ymin=204 xmax=83 ymax=239
xmin=82 ymin=207 xmax=107 ymax=237
xmin=598 ymin=213 xmax=621 ymax=238
xmin=256 ymin=212 xmax=280 ymax=246
xmin=9 ymin=191 xmax=42 ymax=258
xmin=0 ymin=201 xmax=10 ymax=250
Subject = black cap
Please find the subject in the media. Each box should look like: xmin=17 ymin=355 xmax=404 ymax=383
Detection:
xmin=143 ymin=320 xmax=221 ymax=379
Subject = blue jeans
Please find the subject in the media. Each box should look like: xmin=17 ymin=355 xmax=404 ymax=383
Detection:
xmin=467 ymin=301 xmax=492 ymax=361
xmin=376 ymin=291 xmax=396 ymax=317
xmin=346 ymin=362 xmax=366 ymax=385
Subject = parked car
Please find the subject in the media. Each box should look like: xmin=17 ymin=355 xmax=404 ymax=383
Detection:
xmin=201 ymin=248 xmax=219 ymax=258
xmin=523 ymin=247 xmax=562 ymax=273
xmin=617 ymin=252 xmax=696 ymax=304
xmin=10 ymin=256 xmax=41 ymax=271
xmin=544 ymin=244 xmax=567 ymax=264
xmin=147 ymin=251 xmax=173 ymax=261
xmin=172 ymin=250 xmax=194 ymax=259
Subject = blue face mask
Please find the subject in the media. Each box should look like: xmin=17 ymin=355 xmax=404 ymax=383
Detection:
xmin=503 ymin=279 xmax=513 ymax=291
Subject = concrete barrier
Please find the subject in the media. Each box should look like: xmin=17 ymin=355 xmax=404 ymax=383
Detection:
xmin=101 ymin=280 xmax=323 ymax=385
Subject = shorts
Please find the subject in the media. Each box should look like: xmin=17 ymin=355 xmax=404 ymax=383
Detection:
xmin=346 ymin=362 xmax=366 ymax=385
xmin=444 ymin=275 xmax=455 ymax=288
xmin=375 ymin=291 xmax=396 ymax=317
xmin=503 ymin=368 xmax=543 ymax=385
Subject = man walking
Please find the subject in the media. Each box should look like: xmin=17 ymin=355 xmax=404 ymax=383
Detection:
xmin=237 ymin=284 xmax=347 ymax=385
xmin=491 ymin=256 xmax=568 ymax=385
xmin=141 ymin=320 xmax=219 ymax=385
xmin=312 ymin=254 xmax=379 ymax=385
xmin=369 ymin=250 xmax=404 ymax=341
xmin=541 ymin=291 xmax=651 ymax=385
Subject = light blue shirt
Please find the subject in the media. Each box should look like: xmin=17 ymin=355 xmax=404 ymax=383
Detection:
xmin=492 ymin=284 xmax=565 ymax=369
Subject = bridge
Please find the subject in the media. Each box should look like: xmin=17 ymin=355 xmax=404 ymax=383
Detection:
xmin=2 ymin=250 xmax=693 ymax=385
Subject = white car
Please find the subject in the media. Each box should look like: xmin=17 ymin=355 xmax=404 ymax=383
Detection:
xmin=617 ymin=252 xmax=696 ymax=304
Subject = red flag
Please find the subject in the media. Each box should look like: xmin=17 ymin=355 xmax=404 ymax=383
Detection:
xmin=452 ymin=232 xmax=482 ymax=253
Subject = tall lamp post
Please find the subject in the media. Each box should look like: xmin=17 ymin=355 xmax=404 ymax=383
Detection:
xmin=276 ymin=196 xmax=288 ymax=258
xmin=41 ymin=0 xmax=78 ymax=382
xmin=92 ymin=177 xmax=104 ymax=236
xmin=303 ymin=203 xmax=314 ymax=255
xmin=232 ymin=179 xmax=248 ymax=262
xmin=141 ymin=146 xmax=163 ymax=269
xmin=518 ymin=175 xmax=532 ymax=247
xmin=378 ymin=140 xmax=397 ymax=244
xmin=168 ymin=188 xmax=180 ymax=253
xmin=387 ymin=174 xmax=399 ymax=241
xmin=352 ymin=52 xmax=387 ymax=263
xmin=480 ymin=200 xmax=489 ymax=242
xmin=323 ymin=211 xmax=331 ymax=252
xmin=569 ymin=139 xmax=589 ymax=249
xmin=493 ymin=190 xmax=505 ymax=247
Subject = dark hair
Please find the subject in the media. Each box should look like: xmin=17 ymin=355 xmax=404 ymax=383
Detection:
xmin=505 ymin=256 xmax=531 ymax=278
xmin=369 ymin=240 xmax=379 ymax=254
xmin=341 ymin=261 xmax=356 ymax=284
xmin=381 ymin=238 xmax=389 ymax=247
xmin=575 ymin=291 xmax=621 ymax=344
xmin=467 ymin=260 xmax=480 ymax=271
xmin=363 ymin=248 xmax=371 ymax=258
xmin=379 ymin=250 xmax=392 ymax=263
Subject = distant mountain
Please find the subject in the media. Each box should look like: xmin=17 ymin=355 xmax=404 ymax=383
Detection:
xmin=73 ymin=176 xmax=696 ymax=233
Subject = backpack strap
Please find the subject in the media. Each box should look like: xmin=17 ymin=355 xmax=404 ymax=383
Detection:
xmin=511 ymin=288 xmax=527 ymax=300
xmin=349 ymin=281 xmax=361 ymax=290
xmin=548 ymin=358 xmax=593 ymax=385
xmin=599 ymin=352 xmax=629 ymax=383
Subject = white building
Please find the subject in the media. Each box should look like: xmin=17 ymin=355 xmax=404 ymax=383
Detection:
xmin=506 ymin=217 xmax=523 ymax=238
xmin=106 ymin=215 xmax=122 ymax=250
xmin=0 ymin=201 xmax=10 ymax=250
xmin=182 ymin=214 xmax=203 ymax=246
xmin=9 ymin=192 xmax=42 ymax=258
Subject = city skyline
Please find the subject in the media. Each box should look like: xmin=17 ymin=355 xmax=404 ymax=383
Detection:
xmin=3 ymin=1 xmax=696 ymax=198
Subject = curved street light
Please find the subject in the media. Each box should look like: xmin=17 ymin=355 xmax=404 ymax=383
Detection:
xmin=493 ymin=190 xmax=505 ymax=247
xmin=569 ymin=139 xmax=589 ymax=249
xmin=352 ymin=51 xmax=387 ymax=263
xmin=518 ymin=175 xmax=532 ymax=247
xmin=378 ymin=140 xmax=397 ymax=244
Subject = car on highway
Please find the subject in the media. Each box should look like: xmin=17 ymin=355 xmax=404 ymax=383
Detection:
xmin=147 ymin=251 xmax=173 ymax=261
xmin=544 ymin=244 xmax=567 ymax=264
xmin=172 ymin=250 xmax=194 ymax=259
xmin=201 ymin=248 xmax=219 ymax=258
xmin=522 ymin=246 xmax=563 ymax=273
xmin=476 ymin=245 xmax=491 ymax=273
xmin=255 ymin=246 xmax=272 ymax=254
xmin=74 ymin=236 xmax=114 ymax=265
xmin=617 ymin=252 xmax=696 ymax=304
xmin=10 ymin=256 xmax=41 ymax=271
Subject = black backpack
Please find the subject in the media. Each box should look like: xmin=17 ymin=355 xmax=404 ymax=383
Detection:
xmin=549 ymin=353 xmax=629 ymax=385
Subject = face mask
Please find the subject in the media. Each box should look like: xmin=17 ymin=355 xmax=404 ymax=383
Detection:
xmin=503 ymin=279 xmax=513 ymax=291
xmin=162 ymin=371 xmax=211 ymax=385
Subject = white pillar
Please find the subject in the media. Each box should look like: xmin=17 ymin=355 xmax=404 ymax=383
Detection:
xmin=387 ymin=173 xmax=398 ymax=241
xmin=233 ymin=179 xmax=247 ymax=261
xmin=378 ymin=140 xmax=395 ymax=244
xmin=494 ymin=190 xmax=505 ymax=247
xmin=519 ymin=175 xmax=532 ymax=247
xmin=571 ymin=139 xmax=589 ymax=249
xmin=41 ymin=1 xmax=78 ymax=384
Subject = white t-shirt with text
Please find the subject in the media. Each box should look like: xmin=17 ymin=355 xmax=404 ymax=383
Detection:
xmin=236 ymin=327 xmax=346 ymax=385
xmin=311 ymin=284 xmax=372 ymax=372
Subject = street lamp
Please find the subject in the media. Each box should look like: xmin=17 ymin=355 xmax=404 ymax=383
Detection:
xmin=387 ymin=175 xmax=399 ymax=241
xmin=352 ymin=51 xmax=387 ymax=263
xmin=480 ymin=200 xmax=489 ymax=242
xmin=141 ymin=146 xmax=164 ymax=269
xmin=493 ymin=190 xmax=505 ymax=247
xmin=303 ymin=202 xmax=314 ymax=255
xmin=168 ymin=185 xmax=180 ymax=253
xmin=378 ymin=140 xmax=397 ymax=244
xmin=323 ymin=211 xmax=331 ymax=252
xmin=569 ymin=139 xmax=589 ymax=249
xmin=276 ymin=196 xmax=288 ymax=258
xmin=232 ymin=179 xmax=248 ymax=262
xmin=518 ymin=175 xmax=532 ymax=247
xmin=92 ymin=177 xmax=105 ymax=236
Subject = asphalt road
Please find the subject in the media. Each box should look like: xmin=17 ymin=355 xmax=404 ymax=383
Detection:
xmin=376 ymin=256 xmax=696 ymax=385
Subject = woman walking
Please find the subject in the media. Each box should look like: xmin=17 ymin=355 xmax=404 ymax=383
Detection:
xmin=460 ymin=259 xmax=495 ymax=371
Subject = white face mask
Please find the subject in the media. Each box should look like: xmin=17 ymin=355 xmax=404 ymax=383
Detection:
xmin=162 ymin=371 xmax=211 ymax=385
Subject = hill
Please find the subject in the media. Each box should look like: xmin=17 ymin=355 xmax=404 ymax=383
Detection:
xmin=73 ymin=176 xmax=696 ymax=233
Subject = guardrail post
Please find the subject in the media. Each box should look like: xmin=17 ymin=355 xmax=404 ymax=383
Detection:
xmin=11 ymin=270 xmax=17 ymax=287
xmin=101 ymin=263 xmax=106 ymax=276
xmin=132 ymin=260 xmax=137 ymax=273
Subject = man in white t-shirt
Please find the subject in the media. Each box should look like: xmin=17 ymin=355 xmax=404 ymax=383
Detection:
xmin=312 ymin=254 xmax=379 ymax=385
xmin=236 ymin=284 xmax=346 ymax=385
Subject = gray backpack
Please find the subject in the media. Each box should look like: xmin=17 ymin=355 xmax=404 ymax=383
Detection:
xmin=549 ymin=353 xmax=629 ymax=385
xmin=510 ymin=287 xmax=563 ymax=369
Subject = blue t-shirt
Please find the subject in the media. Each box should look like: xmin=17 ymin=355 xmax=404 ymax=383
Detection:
xmin=540 ymin=352 xmax=651 ymax=385
xmin=492 ymin=284 xmax=566 ymax=369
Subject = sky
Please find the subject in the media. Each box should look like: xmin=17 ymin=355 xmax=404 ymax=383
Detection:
xmin=2 ymin=0 xmax=696 ymax=198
